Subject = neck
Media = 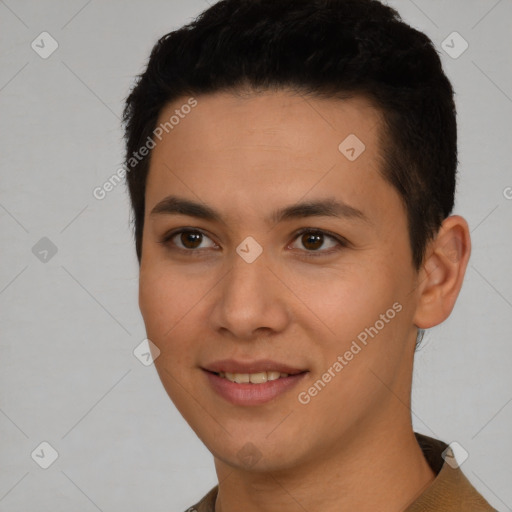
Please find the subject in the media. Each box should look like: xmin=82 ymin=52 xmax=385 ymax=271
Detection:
xmin=213 ymin=419 xmax=436 ymax=512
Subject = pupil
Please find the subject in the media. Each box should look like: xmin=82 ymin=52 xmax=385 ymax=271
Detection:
xmin=303 ymin=233 xmax=323 ymax=250
xmin=181 ymin=231 xmax=202 ymax=249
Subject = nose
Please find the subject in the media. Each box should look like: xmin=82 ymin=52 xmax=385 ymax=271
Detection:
xmin=209 ymin=249 xmax=291 ymax=341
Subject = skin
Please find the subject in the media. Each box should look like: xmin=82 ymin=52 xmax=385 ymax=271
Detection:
xmin=138 ymin=89 xmax=471 ymax=512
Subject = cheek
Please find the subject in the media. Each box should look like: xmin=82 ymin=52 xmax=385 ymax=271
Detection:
xmin=139 ymin=272 xmax=171 ymax=336
xmin=139 ymin=262 xmax=196 ymax=333
xmin=308 ymin=270 xmax=391 ymax=332
xmin=309 ymin=269 xmax=407 ymax=378
xmin=139 ymin=266 xmax=194 ymax=360
xmin=137 ymin=254 xmax=214 ymax=420
xmin=139 ymin=271 xmax=199 ymax=404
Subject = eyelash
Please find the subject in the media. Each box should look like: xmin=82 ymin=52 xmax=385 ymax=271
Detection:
xmin=159 ymin=227 xmax=349 ymax=259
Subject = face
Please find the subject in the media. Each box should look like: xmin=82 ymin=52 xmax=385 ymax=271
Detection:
xmin=139 ymin=90 xmax=422 ymax=472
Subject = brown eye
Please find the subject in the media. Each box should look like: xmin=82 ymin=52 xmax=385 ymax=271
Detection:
xmin=301 ymin=232 xmax=324 ymax=251
xmin=179 ymin=231 xmax=203 ymax=249
xmin=163 ymin=229 xmax=217 ymax=251
xmin=290 ymin=230 xmax=340 ymax=253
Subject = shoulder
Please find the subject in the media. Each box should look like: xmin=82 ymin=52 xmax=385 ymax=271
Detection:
xmin=408 ymin=433 xmax=497 ymax=511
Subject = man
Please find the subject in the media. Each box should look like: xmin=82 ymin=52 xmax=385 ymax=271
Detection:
xmin=122 ymin=0 xmax=496 ymax=510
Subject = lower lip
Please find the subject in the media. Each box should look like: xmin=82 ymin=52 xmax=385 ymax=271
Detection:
xmin=204 ymin=370 xmax=308 ymax=406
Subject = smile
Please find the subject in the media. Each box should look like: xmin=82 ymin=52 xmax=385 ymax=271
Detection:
xmin=203 ymin=366 xmax=308 ymax=406
xmin=217 ymin=370 xmax=290 ymax=383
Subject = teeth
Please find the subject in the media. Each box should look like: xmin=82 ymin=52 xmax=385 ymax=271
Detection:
xmin=250 ymin=372 xmax=267 ymax=384
xmin=220 ymin=370 xmax=290 ymax=383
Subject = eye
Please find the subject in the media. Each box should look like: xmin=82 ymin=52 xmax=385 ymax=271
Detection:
xmin=160 ymin=228 xmax=218 ymax=253
xmin=289 ymin=229 xmax=347 ymax=257
xmin=160 ymin=227 xmax=348 ymax=258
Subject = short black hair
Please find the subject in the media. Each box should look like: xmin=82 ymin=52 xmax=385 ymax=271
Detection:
xmin=123 ymin=0 xmax=457 ymax=270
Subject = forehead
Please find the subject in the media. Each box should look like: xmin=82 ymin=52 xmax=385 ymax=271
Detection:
xmin=145 ymin=89 xmax=401 ymax=228
xmin=153 ymin=89 xmax=383 ymax=160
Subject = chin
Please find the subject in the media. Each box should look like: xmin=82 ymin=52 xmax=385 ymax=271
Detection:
xmin=199 ymin=427 xmax=309 ymax=473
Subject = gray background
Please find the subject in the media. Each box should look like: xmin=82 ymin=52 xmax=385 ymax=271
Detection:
xmin=0 ymin=0 xmax=511 ymax=510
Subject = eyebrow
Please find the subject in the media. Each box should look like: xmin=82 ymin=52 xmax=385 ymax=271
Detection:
xmin=150 ymin=195 xmax=370 ymax=226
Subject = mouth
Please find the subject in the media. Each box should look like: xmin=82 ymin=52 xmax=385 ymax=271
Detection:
xmin=203 ymin=358 xmax=307 ymax=377
xmin=208 ymin=369 xmax=301 ymax=383
xmin=202 ymin=359 xmax=309 ymax=406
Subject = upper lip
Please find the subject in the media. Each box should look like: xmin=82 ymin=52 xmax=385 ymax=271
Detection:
xmin=203 ymin=359 xmax=307 ymax=375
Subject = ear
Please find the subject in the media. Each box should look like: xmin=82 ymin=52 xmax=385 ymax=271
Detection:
xmin=413 ymin=215 xmax=471 ymax=329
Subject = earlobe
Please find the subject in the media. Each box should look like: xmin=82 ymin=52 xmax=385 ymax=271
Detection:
xmin=413 ymin=215 xmax=471 ymax=329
